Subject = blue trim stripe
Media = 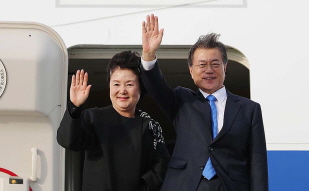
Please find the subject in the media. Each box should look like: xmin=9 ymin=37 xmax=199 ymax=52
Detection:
xmin=268 ymin=151 xmax=309 ymax=191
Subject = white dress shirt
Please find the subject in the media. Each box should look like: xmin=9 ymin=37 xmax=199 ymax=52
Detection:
xmin=199 ymin=87 xmax=227 ymax=132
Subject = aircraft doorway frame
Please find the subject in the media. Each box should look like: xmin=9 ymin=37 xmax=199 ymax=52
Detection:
xmin=65 ymin=45 xmax=250 ymax=191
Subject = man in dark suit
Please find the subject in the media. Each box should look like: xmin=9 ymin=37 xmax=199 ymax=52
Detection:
xmin=139 ymin=14 xmax=268 ymax=191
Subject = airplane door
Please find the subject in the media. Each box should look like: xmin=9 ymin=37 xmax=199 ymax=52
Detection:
xmin=0 ymin=22 xmax=68 ymax=191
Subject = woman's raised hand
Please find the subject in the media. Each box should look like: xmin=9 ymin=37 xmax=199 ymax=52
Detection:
xmin=70 ymin=69 xmax=92 ymax=107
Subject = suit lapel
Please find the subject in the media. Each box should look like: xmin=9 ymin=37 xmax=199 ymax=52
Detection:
xmin=195 ymin=91 xmax=213 ymax=143
xmin=214 ymin=91 xmax=241 ymax=141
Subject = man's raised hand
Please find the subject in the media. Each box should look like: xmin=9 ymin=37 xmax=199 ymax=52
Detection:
xmin=142 ymin=14 xmax=164 ymax=61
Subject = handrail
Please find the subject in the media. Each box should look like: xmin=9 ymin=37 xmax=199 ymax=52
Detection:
xmin=30 ymin=147 xmax=37 ymax=181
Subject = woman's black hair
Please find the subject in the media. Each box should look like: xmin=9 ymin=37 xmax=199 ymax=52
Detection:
xmin=106 ymin=50 xmax=147 ymax=97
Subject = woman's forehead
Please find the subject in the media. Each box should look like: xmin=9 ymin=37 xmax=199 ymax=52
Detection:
xmin=110 ymin=68 xmax=138 ymax=80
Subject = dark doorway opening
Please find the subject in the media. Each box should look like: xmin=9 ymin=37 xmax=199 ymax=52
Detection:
xmin=64 ymin=45 xmax=250 ymax=191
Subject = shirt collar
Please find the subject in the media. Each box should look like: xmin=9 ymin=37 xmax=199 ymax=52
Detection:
xmin=199 ymin=86 xmax=227 ymax=104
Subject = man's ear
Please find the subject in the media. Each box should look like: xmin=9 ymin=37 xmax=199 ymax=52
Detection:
xmin=189 ymin=66 xmax=193 ymax=78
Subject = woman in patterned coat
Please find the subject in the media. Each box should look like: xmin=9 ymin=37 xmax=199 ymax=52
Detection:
xmin=57 ymin=51 xmax=170 ymax=191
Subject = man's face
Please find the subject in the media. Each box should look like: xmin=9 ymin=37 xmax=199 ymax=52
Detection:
xmin=189 ymin=48 xmax=227 ymax=94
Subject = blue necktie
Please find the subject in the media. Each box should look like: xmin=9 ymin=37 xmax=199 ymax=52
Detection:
xmin=202 ymin=95 xmax=218 ymax=180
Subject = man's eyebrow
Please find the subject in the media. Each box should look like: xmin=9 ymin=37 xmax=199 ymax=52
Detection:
xmin=211 ymin=59 xmax=220 ymax=62
xmin=198 ymin=59 xmax=220 ymax=62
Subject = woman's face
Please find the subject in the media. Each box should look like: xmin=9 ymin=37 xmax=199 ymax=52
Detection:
xmin=109 ymin=68 xmax=141 ymax=117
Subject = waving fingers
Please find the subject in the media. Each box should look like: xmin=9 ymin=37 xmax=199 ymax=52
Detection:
xmin=82 ymin=71 xmax=89 ymax=88
xmin=71 ymin=70 xmax=89 ymax=89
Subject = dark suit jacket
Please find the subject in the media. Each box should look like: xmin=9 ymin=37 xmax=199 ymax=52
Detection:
xmin=57 ymin=104 xmax=170 ymax=191
xmin=140 ymin=62 xmax=268 ymax=191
